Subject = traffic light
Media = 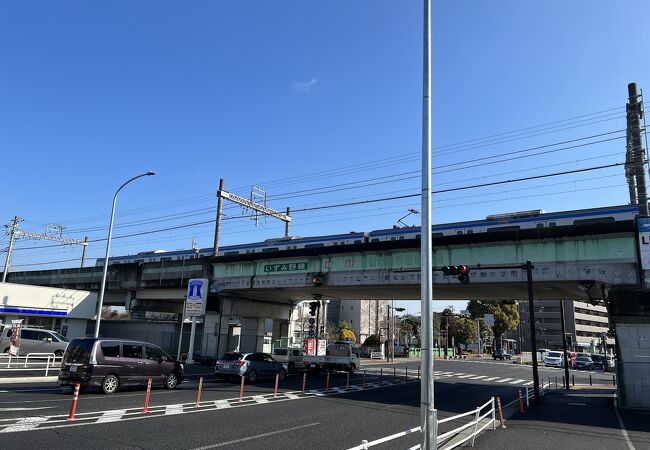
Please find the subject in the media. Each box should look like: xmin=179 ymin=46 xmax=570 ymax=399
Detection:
xmin=311 ymin=273 xmax=323 ymax=287
xmin=308 ymin=301 xmax=320 ymax=316
xmin=441 ymin=265 xmax=470 ymax=284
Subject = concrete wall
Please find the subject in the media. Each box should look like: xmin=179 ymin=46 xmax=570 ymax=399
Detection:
xmin=616 ymin=323 xmax=650 ymax=409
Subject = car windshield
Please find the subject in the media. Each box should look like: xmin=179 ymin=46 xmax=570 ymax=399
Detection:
xmin=547 ymin=352 xmax=562 ymax=358
xmin=591 ymin=355 xmax=602 ymax=362
xmin=220 ymin=353 xmax=243 ymax=361
xmin=50 ymin=331 xmax=70 ymax=342
xmin=576 ymin=357 xmax=591 ymax=361
xmin=273 ymin=349 xmax=288 ymax=356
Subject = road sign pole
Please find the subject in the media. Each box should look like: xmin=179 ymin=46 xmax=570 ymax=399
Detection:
xmin=186 ymin=316 xmax=196 ymax=364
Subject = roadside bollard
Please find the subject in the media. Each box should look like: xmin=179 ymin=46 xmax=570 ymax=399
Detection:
xmin=417 ymin=365 xmax=420 ymax=380
xmin=363 ymin=370 xmax=367 ymax=387
xmin=67 ymin=383 xmax=80 ymax=421
xmin=589 ymin=374 xmax=592 ymax=386
xmin=562 ymin=375 xmax=566 ymax=389
xmin=518 ymin=390 xmax=525 ymax=414
xmin=380 ymin=368 xmax=383 ymax=383
xmin=555 ymin=376 xmax=558 ymax=390
xmin=405 ymin=365 xmax=408 ymax=381
xmin=143 ymin=378 xmax=152 ymax=414
xmin=525 ymin=386 xmax=530 ymax=407
xmin=239 ymin=375 xmax=245 ymax=402
xmin=195 ymin=377 xmax=203 ymax=407
xmin=346 ymin=371 xmax=350 ymax=390
xmin=495 ymin=396 xmax=506 ymax=429
xmin=274 ymin=373 xmax=279 ymax=398
xmin=613 ymin=375 xmax=616 ymax=387
xmin=326 ymin=372 xmax=330 ymax=393
xmin=302 ymin=372 xmax=307 ymax=394
xmin=572 ymin=374 xmax=575 ymax=387
xmin=393 ymin=367 xmax=396 ymax=383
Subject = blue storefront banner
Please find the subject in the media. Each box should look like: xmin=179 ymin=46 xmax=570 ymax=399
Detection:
xmin=0 ymin=306 xmax=67 ymax=317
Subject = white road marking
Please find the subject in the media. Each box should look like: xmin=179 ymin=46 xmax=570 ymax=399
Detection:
xmin=495 ymin=378 xmax=513 ymax=383
xmin=523 ymin=381 xmax=534 ymax=386
xmin=284 ymin=393 xmax=300 ymax=399
xmin=164 ymin=405 xmax=184 ymax=416
xmin=252 ymin=395 xmax=269 ymax=404
xmin=189 ymin=422 xmax=320 ymax=449
xmin=483 ymin=377 xmax=499 ymax=381
xmin=469 ymin=376 xmax=487 ymax=380
xmin=96 ymin=409 xmax=127 ymax=423
xmin=510 ymin=379 xmax=527 ymax=385
xmin=614 ymin=400 xmax=636 ymax=450
xmin=0 ymin=417 xmax=47 ymax=433
xmin=0 ymin=407 xmax=55 ymax=411
xmin=457 ymin=375 xmax=474 ymax=379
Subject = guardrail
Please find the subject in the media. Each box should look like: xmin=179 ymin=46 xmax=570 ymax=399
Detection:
xmin=0 ymin=353 xmax=61 ymax=376
xmin=348 ymin=397 xmax=496 ymax=450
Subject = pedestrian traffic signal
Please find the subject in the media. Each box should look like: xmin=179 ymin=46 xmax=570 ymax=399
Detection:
xmin=440 ymin=265 xmax=470 ymax=283
xmin=311 ymin=273 xmax=323 ymax=287
xmin=308 ymin=301 xmax=320 ymax=316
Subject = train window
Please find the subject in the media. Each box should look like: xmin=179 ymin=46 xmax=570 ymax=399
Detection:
xmin=354 ymin=240 xmax=362 ymax=244
xmin=262 ymin=247 xmax=279 ymax=252
xmin=390 ymin=237 xmax=396 ymax=241
xmin=160 ymin=257 xmax=171 ymax=262
xmin=456 ymin=231 xmax=463 ymax=235
xmin=371 ymin=238 xmax=380 ymax=242
xmin=574 ymin=217 xmax=615 ymax=226
xmin=333 ymin=242 xmax=338 ymax=246
xmin=486 ymin=226 xmax=521 ymax=233
xmin=135 ymin=259 xmax=144 ymax=264
xmin=432 ymin=233 xmax=443 ymax=238
xmin=467 ymin=230 xmax=473 ymax=234
xmin=305 ymin=243 xmax=325 ymax=248
xmin=224 ymin=251 xmax=239 ymax=256
xmin=399 ymin=236 xmax=405 ymax=240
xmin=536 ymin=223 xmax=544 ymax=229
xmin=548 ymin=222 xmax=556 ymax=227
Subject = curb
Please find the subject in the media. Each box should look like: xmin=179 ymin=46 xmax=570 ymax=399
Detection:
xmin=0 ymin=376 xmax=58 ymax=384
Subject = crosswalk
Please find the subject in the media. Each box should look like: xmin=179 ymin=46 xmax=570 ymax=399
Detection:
xmin=361 ymin=368 xmax=532 ymax=387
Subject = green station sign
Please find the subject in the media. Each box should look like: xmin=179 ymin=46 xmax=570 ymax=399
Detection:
xmin=263 ymin=262 xmax=308 ymax=273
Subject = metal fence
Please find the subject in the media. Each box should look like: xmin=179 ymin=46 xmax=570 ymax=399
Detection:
xmin=0 ymin=353 xmax=61 ymax=376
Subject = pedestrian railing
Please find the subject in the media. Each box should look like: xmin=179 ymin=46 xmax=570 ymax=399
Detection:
xmin=348 ymin=397 xmax=496 ymax=450
xmin=0 ymin=353 xmax=61 ymax=376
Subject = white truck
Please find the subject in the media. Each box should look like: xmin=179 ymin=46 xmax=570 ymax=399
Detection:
xmin=304 ymin=341 xmax=360 ymax=375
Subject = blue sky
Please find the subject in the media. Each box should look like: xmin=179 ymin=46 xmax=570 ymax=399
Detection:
xmin=1 ymin=1 xmax=649 ymax=314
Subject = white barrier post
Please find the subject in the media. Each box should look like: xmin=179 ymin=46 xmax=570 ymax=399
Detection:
xmin=470 ymin=406 xmax=480 ymax=447
xmin=491 ymin=397 xmax=496 ymax=431
xmin=525 ymin=386 xmax=529 ymax=407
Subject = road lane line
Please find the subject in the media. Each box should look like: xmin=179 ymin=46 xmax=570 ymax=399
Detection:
xmin=96 ymin=409 xmax=127 ymax=423
xmin=510 ymin=379 xmax=527 ymax=384
xmin=469 ymin=376 xmax=487 ymax=380
xmin=482 ymin=377 xmax=499 ymax=381
xmin=614 ymin=400 xmax=636 ymax=450
xmin=0 ymin=407 xmax=55 ymax=411
xmin=457 ymin=375 xmax=474 ymax=379
xmin=495 ymin=378 xmax=512 ymax=383
xmin=189 ymin=422 xmax=320 ymax=449
xmin=0 ymin=417 xmax=47 ymax=433
xmin=523 ymin=381 xmax=534 ymax=385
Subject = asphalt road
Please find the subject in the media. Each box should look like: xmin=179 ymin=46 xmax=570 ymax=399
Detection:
xmin=0 ymin=359 xmax=619 ymax=449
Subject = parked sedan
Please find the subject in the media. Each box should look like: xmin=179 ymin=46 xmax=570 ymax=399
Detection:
xmin=574 ymin=356 xmax=595 ymax=370
xmin=492 ymin=349 xmax=512 ymax=360
xmin=215 ymin=352 xmax=287 ymax=384
xmin=543 ymin=351 xmax=565 ymax=367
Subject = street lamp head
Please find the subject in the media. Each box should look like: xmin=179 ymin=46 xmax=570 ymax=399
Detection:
xmin=146 ymin=171 xmax=156 ymax=176
xmin=395 ymin=307 xmax=406 ymax=312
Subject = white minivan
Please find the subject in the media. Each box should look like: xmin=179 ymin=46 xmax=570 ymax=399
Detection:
xmin=0 ymin=327 xmax=70 ymax=357
xmin=272 ymin=347 xmax=306 ymax=373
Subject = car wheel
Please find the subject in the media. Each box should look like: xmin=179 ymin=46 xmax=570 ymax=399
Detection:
xmin=288 ymin=362 xmax=295 ymax=373
xmin=54 ymin=350 xmax=64 ymax=358
xmin=165 ymin=373 xmax=179 ymax=390
xmin=278 ymin=368 xmax=287 ymax=382
xmin=101 ymin=374 xmax=119 ymax=394
xmin=247 ymin=370 xmax=258 ymax=384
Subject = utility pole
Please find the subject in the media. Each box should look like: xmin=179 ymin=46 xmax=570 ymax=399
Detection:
xmin=627 ymin=82 xmax=648 ymax=216
xmin=559 ymin=300 xmax=571 ymax=390
xmin=213 ymin=178 xmax=225 ymax=256
xmin=284 ymin=207 xmax=291 ymax=237
xmin=2 ymin=216 xmax=21 ymax=283
xmin=80 ymin=236 xmax=88 ymax=268
xmin=525 ymin=261 xmax=541 ymax=402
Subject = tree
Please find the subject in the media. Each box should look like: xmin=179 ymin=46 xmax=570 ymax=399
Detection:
xmin=338 ymin=321 xmax=356 ymax=343
xmin=363 ymin=334 xmax=381 ymax=347
xmin=454 ymin=318 xmax=478 ymax=350
xmin=467 ymin=300 xmax=519 ymax=351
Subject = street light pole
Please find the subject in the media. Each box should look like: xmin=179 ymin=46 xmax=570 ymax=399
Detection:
xmin=94 ymin=171 xmax=156 ymax=338
xmin=420 ymin=1 xmax=435 ymax=447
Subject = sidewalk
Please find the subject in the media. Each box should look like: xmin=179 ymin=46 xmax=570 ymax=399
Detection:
xmin=478 ymin=388 xmax=649 ymax=450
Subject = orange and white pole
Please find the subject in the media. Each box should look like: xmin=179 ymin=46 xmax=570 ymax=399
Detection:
xmin=326 ymin=372 xmax=330 ymax=393
xmin=346 ymin=371 xmax=350 ymax=390
xmin=496 ymin=396 xmax=506 ymax=429
xmin=302 ymin=372 xmax=307 ymax=394
xmin=195 ymin=377 xmax=203 ymax=407
xmin=274 ymin=373 xmax=279 ymax=398
xmin=239 ymin=375 xmax=245 ymax=402
xmin=67 ymin=383 xmax=80 ymax=421
xmin=143 ymin=378 xmax=152 ymax=413
xmin=363 ymin=370 xmax=366 ymax=387
xmin=518 ymin=389 xmax=525 ymax=414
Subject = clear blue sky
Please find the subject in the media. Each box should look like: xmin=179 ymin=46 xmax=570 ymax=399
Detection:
xmin=1 ymin=1 xmax=649 ymax=314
